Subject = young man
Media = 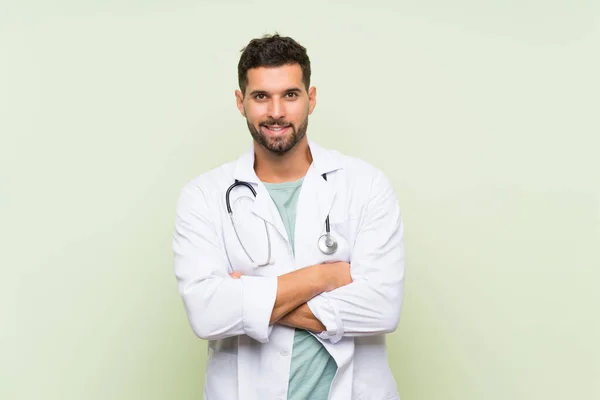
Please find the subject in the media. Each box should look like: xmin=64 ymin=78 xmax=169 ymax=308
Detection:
xmin=173 ymin=34 xmax=406 ymax=400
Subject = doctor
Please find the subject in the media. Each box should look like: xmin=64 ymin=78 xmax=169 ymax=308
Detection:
xmin=172 ymin=34 xmax=406 ymax=400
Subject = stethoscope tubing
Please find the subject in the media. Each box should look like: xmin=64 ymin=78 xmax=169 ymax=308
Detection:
xmin=226 ymin=173 xmax=337 ymax=265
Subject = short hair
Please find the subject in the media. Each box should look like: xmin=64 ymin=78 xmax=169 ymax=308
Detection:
xmin=237 ymin=33 xmax=311 ymax=95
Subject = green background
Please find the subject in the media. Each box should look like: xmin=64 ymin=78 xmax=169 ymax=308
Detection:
xmin=1 ymin=1 xmax=598 ymax=399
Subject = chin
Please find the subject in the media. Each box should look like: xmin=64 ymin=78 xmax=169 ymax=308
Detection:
xmin=263 ymin=138 xmax=294 ymax=153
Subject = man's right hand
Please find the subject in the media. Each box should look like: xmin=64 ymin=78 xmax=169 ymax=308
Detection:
xmin=319 ymin=261 xmax=352 ymax=292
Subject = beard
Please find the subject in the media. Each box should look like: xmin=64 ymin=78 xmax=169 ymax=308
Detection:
xmin=246 ymin=116 xmax=309 ymax=154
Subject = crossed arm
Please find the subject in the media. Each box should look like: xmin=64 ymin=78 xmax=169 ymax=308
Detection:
xmin=229 ymin=262 xmax=351 ymax=333
xmin=173 ymin=171 xmax=405 ymax=343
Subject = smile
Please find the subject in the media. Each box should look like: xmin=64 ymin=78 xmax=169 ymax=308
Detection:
xmin=261 ymin=125 xmax=291 ymax=136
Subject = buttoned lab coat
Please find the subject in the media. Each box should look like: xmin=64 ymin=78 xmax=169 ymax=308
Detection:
xmin=173 ymin=141 xmax=406 ymax=400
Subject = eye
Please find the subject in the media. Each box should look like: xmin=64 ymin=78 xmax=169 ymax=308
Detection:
xmin=254 ymin=94 xmax=267 ymax=100
xmin=285 ymin=92 xmax=298 ymax=99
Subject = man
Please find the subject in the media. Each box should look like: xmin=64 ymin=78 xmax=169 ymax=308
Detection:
xmin=173 ymin=34 xmax=406 ymax=400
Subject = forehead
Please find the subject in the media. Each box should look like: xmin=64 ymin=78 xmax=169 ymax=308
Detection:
xmin=245 ymin=64 xmax=304 ymax=92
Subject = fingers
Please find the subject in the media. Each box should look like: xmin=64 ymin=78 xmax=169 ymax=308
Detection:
xmin=229 ymin=271 xmax=243 ymax=279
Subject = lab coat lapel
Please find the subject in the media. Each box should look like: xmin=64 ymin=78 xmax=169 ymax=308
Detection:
xmin=295 ymin=141 xmax=343 ymax=263
xmin=250 ymin=184 xmax=289 ymax=243
xmin=295 ymin=167 xmax=335 ymax=257
xmin=232 ymin=144 xmax=289 ymax=244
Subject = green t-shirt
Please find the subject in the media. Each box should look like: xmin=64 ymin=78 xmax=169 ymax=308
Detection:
xmin=263 ymin=178 xmax=337 ymax=400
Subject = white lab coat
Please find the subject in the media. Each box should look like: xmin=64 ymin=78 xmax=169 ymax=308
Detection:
xmin=173 ymin=140 xmax=406 ymax=400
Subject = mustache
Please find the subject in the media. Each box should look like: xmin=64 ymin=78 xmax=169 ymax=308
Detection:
xmin=260 ymin=119 xmax=292 ymax=128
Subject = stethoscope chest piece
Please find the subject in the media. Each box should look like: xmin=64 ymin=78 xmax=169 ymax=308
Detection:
xmin=318 ymin=233 xmax=338 ymax=255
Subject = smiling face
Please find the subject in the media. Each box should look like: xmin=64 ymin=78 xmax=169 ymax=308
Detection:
xmin=235 ymin=63 xmax=316 ymax=154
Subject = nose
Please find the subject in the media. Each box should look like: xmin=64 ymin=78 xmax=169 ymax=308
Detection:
xmin=267 ymin=97 xmax=285 ymax=120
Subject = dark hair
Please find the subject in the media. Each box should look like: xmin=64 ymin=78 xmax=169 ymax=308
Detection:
xmin=237 ymin=33 xmax=311 ymax=95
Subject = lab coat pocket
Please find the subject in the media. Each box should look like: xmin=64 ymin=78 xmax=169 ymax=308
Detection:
xmin=204 ymin=350 xmax=238 ymax=400
xmin=354 ymin=371 xmax=399 ymax=400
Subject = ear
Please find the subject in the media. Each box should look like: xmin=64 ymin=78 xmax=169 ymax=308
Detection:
xmin=235 ymin=89 xmax=246 ymax=117
xmin=308 ymin=86 xmax=317 ymax=115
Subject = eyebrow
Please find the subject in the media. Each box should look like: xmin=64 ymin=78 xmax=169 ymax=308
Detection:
xmin=249 ymin=88 xmax=302 ymax=97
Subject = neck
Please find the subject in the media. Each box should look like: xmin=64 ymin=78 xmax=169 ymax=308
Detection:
xmin=254 ymin=137 xmax=312 ymax=183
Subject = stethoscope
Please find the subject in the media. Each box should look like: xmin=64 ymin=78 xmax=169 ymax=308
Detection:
xmin=225 ymin=173 xmax=338 ymax=267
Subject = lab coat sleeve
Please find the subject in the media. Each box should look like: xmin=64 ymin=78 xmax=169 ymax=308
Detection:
xmin=173 ymin=182 xmax=278 ymax=343
xmin=306 ymin=170 xmax=405 ymax=344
